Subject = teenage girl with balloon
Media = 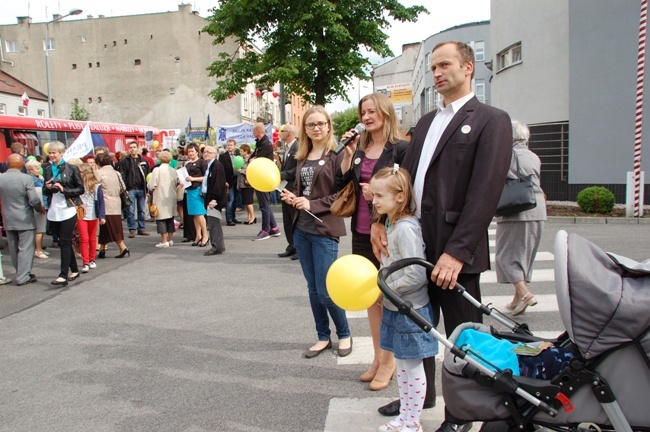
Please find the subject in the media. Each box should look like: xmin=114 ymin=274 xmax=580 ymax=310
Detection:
xmin=369 ymin=166 xmax=438 ymax=432
xmin=280 ymin=105 xmax=352 ymax=359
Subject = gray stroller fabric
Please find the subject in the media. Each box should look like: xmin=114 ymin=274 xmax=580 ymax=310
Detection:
xmin=564 ymin=233 xmax=650 ymax=359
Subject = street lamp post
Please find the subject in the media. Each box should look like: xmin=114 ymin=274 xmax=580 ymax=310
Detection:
xmin=44 ymin=8 xmax=82 ymax=117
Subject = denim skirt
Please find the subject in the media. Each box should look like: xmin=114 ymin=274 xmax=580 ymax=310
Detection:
xmin=380 ymin=302 xmax=439 ymax=360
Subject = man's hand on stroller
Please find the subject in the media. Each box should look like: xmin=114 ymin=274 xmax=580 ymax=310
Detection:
xmin=432 ymin=253 xmax=463 ymax=289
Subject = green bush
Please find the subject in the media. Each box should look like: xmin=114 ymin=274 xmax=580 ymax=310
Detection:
xmin=576 ymin=186 xmax=616 ymax=213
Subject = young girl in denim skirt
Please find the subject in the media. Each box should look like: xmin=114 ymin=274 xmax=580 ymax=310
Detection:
xmin=370 ymin=165 xmax=438 ymax=432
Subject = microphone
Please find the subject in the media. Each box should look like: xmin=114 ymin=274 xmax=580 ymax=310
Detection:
xmin=333 ymin=123 xmax=366 ymax=155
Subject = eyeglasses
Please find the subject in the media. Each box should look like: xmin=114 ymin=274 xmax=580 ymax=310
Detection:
xmin=305 ymin=121 xmax=328 ymax=130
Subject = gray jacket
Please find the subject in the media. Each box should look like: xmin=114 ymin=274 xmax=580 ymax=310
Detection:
xmin=496 ymin=141 xmax=547 ymax=223
xmin=0 ymin=169 xmax=43 ymax=231
xmin=381 ymin=215 xmax=430 ymax=311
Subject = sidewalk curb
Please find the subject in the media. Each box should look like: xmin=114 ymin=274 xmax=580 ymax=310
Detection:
xmin=548 ymin=216 xmax=649 ymax=224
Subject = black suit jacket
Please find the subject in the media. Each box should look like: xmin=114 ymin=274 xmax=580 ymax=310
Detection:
xmin=335 ymin=139 xmax=410 ymax=232
xmin=203 ymin=159 xmax=227 ymax=210
xmin=402 ymin=96 xmax=512 ymax=274
xmin=280 ymin=139 xmax=298 ymax=192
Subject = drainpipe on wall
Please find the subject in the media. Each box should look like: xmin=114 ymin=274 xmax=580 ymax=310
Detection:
xmin=0 ymin=37 xmax=15 ymax=67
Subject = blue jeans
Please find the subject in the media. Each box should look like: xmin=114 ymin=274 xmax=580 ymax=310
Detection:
xmin=256 ymin=190 xmax=277 ymax=233
xmin=293 ymin=228 xmax=350 ymax=341
xmin=127 ymin=189 xmax=146 ymax=232
xmin=227 ymin=180 xmax=239 ymax=223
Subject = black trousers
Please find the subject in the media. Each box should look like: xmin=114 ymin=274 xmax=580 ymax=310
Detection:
xmin=182 ymin=194 xmax=196 ymax=241
xmin=280 ymin=200 xmax=296 ymax=253
xmin=49 ymin=215 xmax=79 ymax=278
xmin=428 ymin=272 xmax=482 ymax=424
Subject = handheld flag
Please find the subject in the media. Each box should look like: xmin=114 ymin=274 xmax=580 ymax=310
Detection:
xmin=21 ymin=92 xmax=30 ymax=107
xmin=63 ymin=123 xmax=94 ymax=161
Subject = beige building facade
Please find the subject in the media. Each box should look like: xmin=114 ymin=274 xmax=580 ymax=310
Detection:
xmin=0 ymin=4 xmax=298 ymax=132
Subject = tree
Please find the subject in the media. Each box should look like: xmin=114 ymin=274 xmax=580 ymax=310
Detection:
xmin=203 ymin=1 xmax=427 ymax=106
xmin=331 ymin=106 xmax=359 ymax=139
xmin=70 ymin=100 xmax=90 ymax=121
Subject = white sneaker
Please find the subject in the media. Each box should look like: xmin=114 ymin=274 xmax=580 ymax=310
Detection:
xmin=34 ymin=251 xmax=49 ymax=259
xmin=88 ymin=261 xmax=97 ymax=269
xmin=155 ymin=242 xmax=170 ymax=248
xmin=81 ymin=265 xmax=90 ymax=273
xmin=168 ymin=240 xmax=174 ymax=246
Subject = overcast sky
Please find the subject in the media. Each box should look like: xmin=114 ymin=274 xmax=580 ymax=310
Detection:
xmin=2 ymin=1 xmax=491 ymax=111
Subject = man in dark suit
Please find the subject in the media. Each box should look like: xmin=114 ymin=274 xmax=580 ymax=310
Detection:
xmin=277 ymin=124 xmax=299 ymax=259
xmin=219 ymin=139 xmax=242 ymax=226
xmin=202 ymin=146 xmax=227 ymax=256
xmin=0 ymin=154 xmax=44 ymax=286
xmin=373 ymin=41 xmax=512 ymax=432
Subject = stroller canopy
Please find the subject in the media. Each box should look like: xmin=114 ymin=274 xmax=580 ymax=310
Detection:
xmin=554 ymin=230 xmax=650 ymax=359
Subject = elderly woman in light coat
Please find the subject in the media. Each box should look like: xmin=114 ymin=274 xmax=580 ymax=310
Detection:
xmin=495 ymin=120 xmax=547 ymax=316
xmin=147 ymin=150 xmax=179 ymax=248
xmin=95 ymin=153 xmax=130 ymax=258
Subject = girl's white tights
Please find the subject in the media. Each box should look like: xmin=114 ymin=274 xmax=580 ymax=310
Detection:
xmin=386 ymin=358 xmax=427 ymax=431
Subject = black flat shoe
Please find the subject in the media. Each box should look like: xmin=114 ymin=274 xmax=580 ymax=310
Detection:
xmin=115 ymin=248 xmax=130 ymax=258
xmin=278 ymin=250 xmax=296 ymax=258
xmin=181 ymin=238 xmax=191 ymax=243
xmin=337 ymin=337 xmax=353 ymax=357
xmin=68 ymin=272 xmax=80 ymax=281
xmin=98 ymin=249 xmax=106 ymax=259
xmin=303 ymin=340 xmax=332 ymax=359
xmin=51 ymin=278 xmax=69 ymax=286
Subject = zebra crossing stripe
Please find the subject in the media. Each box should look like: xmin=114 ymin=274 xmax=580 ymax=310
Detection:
xmin=490 ymin=251 xmax=554 ymax=262
xmin=482 ymin=268 xmax=555 ymax=284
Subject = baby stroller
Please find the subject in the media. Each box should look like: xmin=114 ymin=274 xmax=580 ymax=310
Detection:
xmin=377 ymin=230 xmax=650 ymax=432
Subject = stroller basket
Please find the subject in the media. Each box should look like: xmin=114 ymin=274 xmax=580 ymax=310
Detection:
xmin=377 ymin=230 xmax=650 ymax=432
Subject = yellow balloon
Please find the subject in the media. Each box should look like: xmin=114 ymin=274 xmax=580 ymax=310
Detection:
xmin=153 ymin=140 xmax=160 ymax=148
xmin=42 ymin=142 xmax=50 ymax=155
xmin=246 ymin=157 xmax=281 ymax=192
xmin=326 ymin=254 xmax=380 ymax=311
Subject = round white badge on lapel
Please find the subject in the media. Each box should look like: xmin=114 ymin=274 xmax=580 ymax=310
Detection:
xmin=318 ymin=160 xmax=325 ymax=166
xmin=354 ymin=157 xmax=361 ymax=165
xmin=461 ymin=125 xmax=471 ymax=134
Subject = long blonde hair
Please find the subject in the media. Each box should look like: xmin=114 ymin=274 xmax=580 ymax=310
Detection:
xmin=357 ymin=92 xmax=402 ymax=150
xmin=295 ymin=105 xmax=336 ymax=160
xmin=79 ymin=163 xmax=100 ymax=193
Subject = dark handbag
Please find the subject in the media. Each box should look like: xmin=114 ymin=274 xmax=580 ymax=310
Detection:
xmin=330 ymin=181 xmax=356 ymax=217
xmin=496 ymin=151 xmax=537 ymax=217
xmin=116 ymin=172 xmax=132 ymax=211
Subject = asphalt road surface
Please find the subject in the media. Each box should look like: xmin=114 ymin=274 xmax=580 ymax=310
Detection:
xmin=1 ymin=209 xmax=648 ymax=431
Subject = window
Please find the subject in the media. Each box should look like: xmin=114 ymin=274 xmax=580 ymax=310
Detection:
xmin=43 ymin=38 xmax=55 ymax=51
xmin=72 ymin=63 xmax=77 ymax=70
xmin=37 ymin=109 xmax=45 ymax=117
xmin=5 ymin=40 xmax=17 ymax=53
xmin=134 ymin=59 xmax=141 ymax=66
xmin=497 ymin=42 xmax=522 ymax=72
xmin=124 ymin=39 xmax=128 ymax=45
xmin=474 ymin=79 xmax=485 ymax=103
xmin=0 ymin=103 xmax=6 ymax=114
xmin=473 ymin=41 xmax=485 ymax=62
xmin=98 ymin=97 xmax=102 ymax=103
xmin=18 ymin=106 xmax=27 ymax=116
xmin=88 ymin=63 xmax=92 ymax=68
xmin=96 ymin=62 xmax=100 ymax=68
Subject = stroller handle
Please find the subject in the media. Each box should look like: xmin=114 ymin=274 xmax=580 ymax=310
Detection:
xmin=378 ymin=257 xmax=436 ymax=333
xmin=377 ymin=257 xmax=559 ymax=418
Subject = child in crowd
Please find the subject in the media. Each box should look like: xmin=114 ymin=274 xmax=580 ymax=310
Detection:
xmin=77 ymin=163 xmax=105 ymax=273
xmin=370 ymin=165 xmax=438 ymax=432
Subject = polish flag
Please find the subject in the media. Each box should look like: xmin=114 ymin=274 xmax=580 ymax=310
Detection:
xmin=21 ymin=92 xmax=30 ymax=107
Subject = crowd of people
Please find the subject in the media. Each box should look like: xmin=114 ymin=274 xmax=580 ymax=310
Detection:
xmin=0 ymin=40 xmax=548 ymax=432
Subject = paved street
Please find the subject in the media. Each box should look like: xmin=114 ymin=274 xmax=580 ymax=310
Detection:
xmin=1 ymin=208 xmax=649 ymax=432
